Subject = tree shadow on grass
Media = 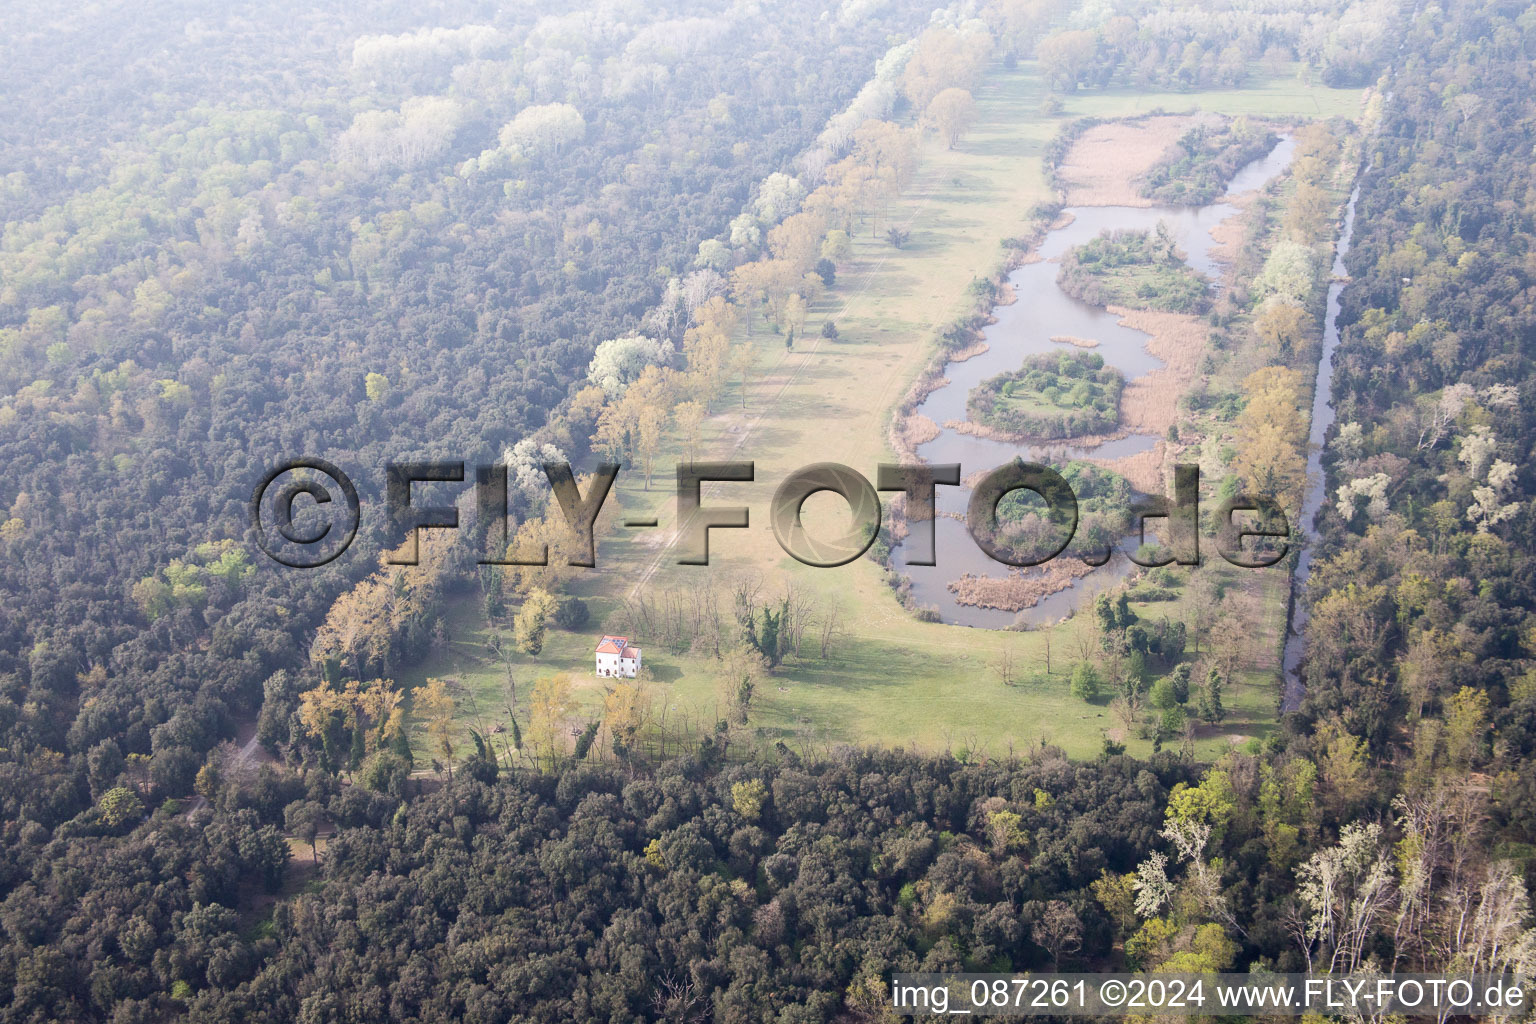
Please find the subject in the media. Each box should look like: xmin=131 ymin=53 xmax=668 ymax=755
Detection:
xmin=643 ymin=663 xmax=684 ymax=684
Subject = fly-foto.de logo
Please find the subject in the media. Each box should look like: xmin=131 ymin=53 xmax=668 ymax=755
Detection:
xmin=250 ymin=459 xmax=1290 ymax=571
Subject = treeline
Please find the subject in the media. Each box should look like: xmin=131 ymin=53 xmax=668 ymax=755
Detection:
xmin=173 ymin=751 xmax=1195 ymax=1023
xmin=47 ymin=678 xmax=1536 ymax=1024
xmin=1035 ymin=0 xmax=1399 ymax=94
xmin=1180 ymin=119 xmax=1353 ymax=517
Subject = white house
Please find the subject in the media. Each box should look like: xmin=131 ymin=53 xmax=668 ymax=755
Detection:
xmin=595 ymin=635 xmax=641 ymax=678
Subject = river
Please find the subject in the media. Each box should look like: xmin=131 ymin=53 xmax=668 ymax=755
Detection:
xmin=889 ymin=136 xmax=1297 ymax=628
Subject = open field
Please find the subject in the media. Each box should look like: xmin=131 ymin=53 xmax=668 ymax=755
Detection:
xmin=398 ymin=576 xmax=1281 ymax=763
xmin=405 ymin=61 xmax=1365 ymax=762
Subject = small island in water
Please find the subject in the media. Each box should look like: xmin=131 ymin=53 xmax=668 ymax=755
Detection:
xmin=1057 ymin=223 xmax=1212 ymax=314
xmin=967 ymin=349 xmax=1123 ymax=439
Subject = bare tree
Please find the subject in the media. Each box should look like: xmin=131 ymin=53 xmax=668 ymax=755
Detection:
xmin=487 ymin=632 xmax=518 ymax=713
xmin=818 ymin=599 xmax=846 ymax=660
xmin=1033 ymin=900 xmax=1083 ymax=969
xmin=1110 ymin=692 xmax=1142 ymax=736
xmin=1208 ymin=615 xmax=1247 ymax=686
xmin=1186 ymin=573 xmax=1221 ymax=656
xmin=1164 ymin=819 xmax=1249 ymax=940
xmin=1295 ymin=822 xmax=1395 ymax=973
xmin=1452 ymin=92 xmax=1482 ymax=125
xmin=653 ymin=971 xmax=709 ymax=1024
xmin=1070 ymin=613 xmax=1098 ymax=665
xmin=730 ymin=571 xmax=764 ymax=643
xmin=783 ymin=582 xmax=814 ymax=660
xmin=698 ymin=585 xmax=725 ymax=658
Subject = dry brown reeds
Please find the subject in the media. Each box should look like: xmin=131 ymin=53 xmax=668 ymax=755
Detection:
xmin=1108 ymin=305 xmax=1206 ymax=436
xmin=947 ymin=559 xmax=1099 ymax=611
xmin=1056 ymin=116 xmax=1200 ymax=207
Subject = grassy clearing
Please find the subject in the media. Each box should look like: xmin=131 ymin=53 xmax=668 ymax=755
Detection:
xmin=399 ymin=583 xmax=1281 ymax=762
xmin=401 ymin=60 xmax=1361 ymax=762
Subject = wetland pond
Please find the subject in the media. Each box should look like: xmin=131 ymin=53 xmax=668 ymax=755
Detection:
xmin=890 ymin=136 xmax=1296 ymax=628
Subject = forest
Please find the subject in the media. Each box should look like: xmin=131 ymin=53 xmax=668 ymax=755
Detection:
xmin=1298 ymin=0 xmax=1536 ymax=831
xmin=4 ymin=0 xmax=1536 ymax=1020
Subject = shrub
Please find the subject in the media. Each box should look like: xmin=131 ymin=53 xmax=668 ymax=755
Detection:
xmin=1137 ymin=120 xmax=1279 ymax=205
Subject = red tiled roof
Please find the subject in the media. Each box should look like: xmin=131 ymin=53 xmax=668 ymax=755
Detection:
xmin=596 ymin=635 xmax=630 ymax=656
xmin=620 ymin=646 xmax=640 ymax=660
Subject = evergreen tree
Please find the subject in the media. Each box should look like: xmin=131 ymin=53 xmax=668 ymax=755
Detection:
xmin=349 ymin=721 xmax=367 ymax=772
xmin=1199 ymin=667 xmax=1226 ymax=723
xmin=1094 ymin=593 xmax=1116 ymax=638
xmin=1170 ymin=663 xmax=1191 ymax=704
xmin=757 ymin=601 xmax=787 ymax=667
xmin=391 ymin=726 xmax=414 ymax=767
xmin=1114 ymin=592 xmax=1134 ymax=630
xmin=572 ymin=721 xmax=600 ymax=760
xmin=1070 ymin=662 xmax=1101 ymax=702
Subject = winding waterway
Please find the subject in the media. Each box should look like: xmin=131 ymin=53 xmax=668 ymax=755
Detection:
xmin=890 ymin=137 xmax=1297 ymax=628
xmin=1280 ymin=180 xmax=1363 ymax=711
